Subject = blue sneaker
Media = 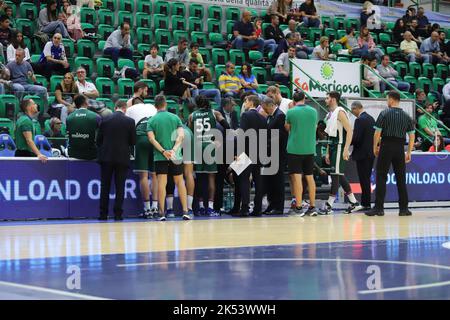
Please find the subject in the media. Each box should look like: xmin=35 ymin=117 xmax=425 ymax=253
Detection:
xmin=182 ymin=211 xmax=194 ymax=220
xmin=196 ymin=207 xmax=206 ymax=216
xmin=166 ymin=209 xmax=175 ymax=218
xmin=207 ymin=208 xmax=220 ymax=217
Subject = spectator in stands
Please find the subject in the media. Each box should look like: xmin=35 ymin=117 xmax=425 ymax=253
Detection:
xmin=0 ymin=0 xmax=7 ymax=16
xmin=232 ymin=10 xmax=265 ymax=53
xmin=254 ymin=17 xmax=278 ymax=54
xmin=283 ymin=19 xmax=299 ymax=38
xmin=408 ymin=19 xmax=422 ymax=44
xmin=363 ymin=56 xmax=381 ymax=92
xmin=14 ymin=99 xmax=48 ymax=162
xmin=415 ymin=88 xmax=427 ymax=117
xmin=266 ymin=85 xmax=292 ymax=114
xmin=75 ymin=67 xmax=99 ymax=99
xmin=189 ymin=43 xmax=212 ymax=82
xmin=444 ymin=82 xmax=450 ymax=103
xmin=358 ymin=26 xmax=384 ymax=61
xmin=438 ymin=31 xmax=450 ymax=63
xmin=183 ymin=59 xmax=221 ymax=106
xmin=65 ymin=3 xmax=84 ymax=41
xmin=312 ymin=36 xmax=335 ymax=61
xmin=218 ymin=62 xmax=242 ymax=99
xmin=7 ymin=31 xmax=31 ymax=64
xmin=265 ymin=15 xmax=284 ymax=45
xmin=5 ymin=6 xmax=14 ymax=29
xmin=126 ymin=81 xmax=148 ymax=107
xmin=418 ymin=101 xmax=439 ymax=150
xmin=238 ymin=62 xmax=259 ymax=94
xmin=51 ymin=72 xmax=78 ymax=124
xmin=420 ymin=32 xmax=444 ymax=64
xmin=143 ymin=43 xmax=164 ymax=82
xmin=429 ymin=133 xmax=450 ymax=152
xmin=360 ymin=1 xmax=375 ymax=28
xmin=274 ymin=45 xmax=296 ymax=87
xmin=299 ymin=0 xmax=320 ymax=28
xmin=377 ymin=55 xmax=410 ymax=93
xmin=402 ymin=7 xmax=416 ymax=27
xmin=103 ymin=22 xmax=132 ymax=66
xmin=401 ymin=31 xmax=430 ymax=63
xmin=392 ymin=18 xmax=407 ymax=44
xmin=7 ymin=48 xmax=48 ymax=106
xmin=0 ymin=15 xmax=11 ymax=59
xmin=267 ymin=0 xmax=292 ymax=24
xmin=163 ymin=58 xmax=196 ymax=100
xmin=38 ymin=33 xmax=71 ymax=79
xmin=165 ymin=38 xmax=190 ymax=69
xmin=37 ymin=0 xmax=73 ymax=40
xmin=416 ymin=7 xmax=430 ymax=37
xmin=44 ymin=117 xmax=65 ymax=138
xmin=335 ymin=28 xmax=368 ymax=57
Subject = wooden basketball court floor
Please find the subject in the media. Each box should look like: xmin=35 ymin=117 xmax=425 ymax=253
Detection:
xmin=0 ymin=208 xmax=449 ymax=300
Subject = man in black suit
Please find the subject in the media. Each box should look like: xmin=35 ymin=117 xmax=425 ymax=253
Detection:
xmin=97 ymin=100 xmax=136 ymax=221
xmin=350 ymin=101 xmax=375 ymax=212
xmin=261 ymin=96 xmax=288 ymax=215
xmin=234 ymin=95 xmax=267 ymax=216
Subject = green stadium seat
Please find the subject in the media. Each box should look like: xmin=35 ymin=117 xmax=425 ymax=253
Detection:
xmin=101 ymin=0 xmax=115 ymax=11
xmin=403 ymin=76 xmax=417 ymax=91
xmin=321 ymin=16 xmax=332 ymax=28
xmin=198 ymin=47 xmax=211 ymax=64
xmin=34 ymin=74 xmax=49 ymax=89
xmin=330 ymin=43 xmax=342 ymax=54
xmin=432 ymin=77 xmax=445 ymax=92
xmin=226 ymin=20 xmax=235 ymax=35
xmin=118 ymin=11 xmax=133 ymax=28
xmin=409 ymin=62 xmax=422 ymax=78
xmin=140 ymin=79 xmax=158 ymax=97
xmin=96 ymin=77 xmax=115 ymax=97
xmin=117 ymin=78 xmax=134 ymax=97
xmin=252 ymin=67 xmax=267 ymax=84
xmin=229 ymin=49 xmax=246 ymax=66
xmin=207 ymin=19 xmax=221 ymax=34
xmin=247 ymin=8 xmax=258 ymax=18
xmin=208 ymin=6 xmax=222 ymax=20
xmin=20 ymin=2 xmax=38 ymax=21
xmin=154 ymin=14 xmax=169 ymax=30
xmin=189 ymin=3 xmax=204 ymax=19
xmin=62 ymin=38 xmax=75 ymax=59
xmin=393 ymin=61 xmax=408 ymax=78
xmin=336 ymin=29 xmax=346 ymax=40
xmin=309 ymin=28 xmax=322 ymax=42
xmin=155 ymin=0 xmax=170 ymax=15
xmin=248 ymin=50 xmax=263 ymax=63
xmin=0 ymin=118 xmax=14 ymax=136
xmin=346 ymin=18 xmax=360 ymax=30
xmin=279 ymin=85 xmax=291 ymax=99
xmin=138 ymin=60 xmax=145 ymax=72
xmin=30 ymin=54 xmax=41 ymax=64
xmin=155 ymin=29 xmax=172 ymax=46
xmin=379 ymin=33 xmax=392 ymax=46
xmin=15 ymin=18 xmax=34 ymax=38
xmin=226 ymin=7 xmax=241 ymax=21
xmin=191 ymin=32 xmax=208 ymax=47
xmin=98 ymin=9 xmax=115 ymax=26
xmin=257 ymin=84 xmax=269 ymax=94
xmin=212 ymin=48 xmax=228 ymax=66
xmin=136 ymin=12 xmax=151 ymax=29
xmin=422 ymin=63 xmax=435 ymax=79
xmin=386 ymin=46 xmax=398 ymax=55
xmin=324 ymin=28 xmax=337 ymax=42
xmin=96 ymin=57 xmax=115 ymax=78
xmin=202 ymin=82 xmax=217 ymax=90
xmin=50 ymin=75 xmax=64 ymax=93
xmin=0 ymin=95 xmax=19 ymax=120
xmin=119 ymin=0 xmax=134 ymax=12
xmin=333 ymin=17 xmax=345 ymax=30
xmin=74 ymin=57 xmax=94 ymax=76
xmin=173 ymin=30 xmax=189 ymax=44
xmin=189 ymin=17 xmax=203 ymax=33
xmin=214 ymin=65 xmax=226 ymax=79
xmin=77 ymin=39 xmax=95 ymax=58
xmin=118 ymin=59 xmax=135 ymax=70
xmin=98 ymin=24 xmax=115 ymax=40
xmin=137 ymin=43 xmax=151 ymax=57
xmin=97 ymin=40 xmax=106 ymax=51
xmin=137 ymin=27 xmax=153 ymax=44
xmin=172 ymin=15 xmax=186 ymax=31
xmin=209 ymin=33 xmax=224 ymax=46
xmin=417 ymin=77 xmax=432 ymax=94
xmin=436 ymin=64 xmax=448 ymax=80
xmin=367 ymin=90 xmax=383 ymax=98
xmin=159 ymin=45 xmax=170 ymax=60
xmin=80 ymin=7 xmax=96 ymax=24
xmin=96 ymin=98 xmax=114 ymax=111
xmin=385 ymin=21 xmax=395 ymax=31
xmin=172 ymin=2 xmax=186 ymax=16
xmin=138 ymin=0 xmax=152 ymax=14
xmin=337 ymin=57 xmax=350 ymax=62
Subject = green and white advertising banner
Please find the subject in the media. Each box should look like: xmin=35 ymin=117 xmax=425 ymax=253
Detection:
xmin=291 ymin=59 xmax=361 ymax=98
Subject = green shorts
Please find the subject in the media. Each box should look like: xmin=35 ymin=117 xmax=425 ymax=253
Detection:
xmin=329 ymin=143 xmax=346 ymax=176
xmin=134 ymin=135 xmax=154 ymax=173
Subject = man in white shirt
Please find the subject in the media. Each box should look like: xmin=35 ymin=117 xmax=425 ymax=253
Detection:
xmin=266 ymin=85 xmax=292 ymax=114
xmin=400 ymin=31 xmax=430 ymax=63
xmin=75 ymin=67 xmax=99 ymax=99
xmin=143 ymin=44 xmax=164 ymax=80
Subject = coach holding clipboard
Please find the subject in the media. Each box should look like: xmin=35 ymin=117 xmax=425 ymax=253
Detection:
xmin=365 ymin=91 xmax=415 ymax=217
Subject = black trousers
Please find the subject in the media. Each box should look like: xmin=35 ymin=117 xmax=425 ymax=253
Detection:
xmin=214 ymin=164 xmax=227 ymax=211
xmin=375 ymin=138 xmax=409 ymax=210
xmin=99 ymin=162 xmax=129 ymax=218
xmin=238 ymin=164 xmax=263 ymax=213
xmin=356 ymin=157 xmax=374 ymax=207
xmin=263 ymin=159 xmax=286 ymax=211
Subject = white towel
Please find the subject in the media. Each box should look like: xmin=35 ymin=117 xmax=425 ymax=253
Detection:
xmin=325 ymin=106 xmax=345 ymax=138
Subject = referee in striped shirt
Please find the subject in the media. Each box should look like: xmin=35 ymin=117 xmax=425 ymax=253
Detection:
xmin=366 ymin=91 xmax=415 ymax=217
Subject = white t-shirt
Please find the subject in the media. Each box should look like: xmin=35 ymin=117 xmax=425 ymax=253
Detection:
xmin=278 ymin=98 xmax=292 ymax=114
xmin=43 ymin=42 xmax=66 ymax=60
xmin=144 ymin=54 xmax=164 ymax=69
xmin=76 ymin=80 xmax=97 ymax=94
xmin=7 ymin=45 xmax=31 ymax=63
xmin=125 ymin=103 xmax=157 ymax=125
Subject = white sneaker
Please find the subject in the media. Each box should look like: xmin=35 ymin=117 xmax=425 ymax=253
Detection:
xmin=159 ymin=216 xmax=166 ymax=221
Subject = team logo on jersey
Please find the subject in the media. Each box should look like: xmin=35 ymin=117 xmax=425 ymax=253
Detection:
xmin=320 ymin=62 xmax=334 ymax=80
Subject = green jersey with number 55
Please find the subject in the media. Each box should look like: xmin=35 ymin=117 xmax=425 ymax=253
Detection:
xmin=192 ymin=108 xmax=217 ymax=148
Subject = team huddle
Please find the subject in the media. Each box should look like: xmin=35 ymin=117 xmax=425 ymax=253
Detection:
xmin=124 ymin=83 xmax=369 ymax=221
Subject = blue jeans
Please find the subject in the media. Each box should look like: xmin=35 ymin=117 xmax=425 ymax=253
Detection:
xmin=380 ymin=80 xmax=410 ymax=93
xmin=232 ymin=36 xmax=265 ymax=53
xmin=406 ymin=53 xmax=431 ymax=63
xmin=193 ymin=88 xmax=221 ymax=106
xmin=352 ymin=46 xmax=369 ymax=57
xmin=264 ymin=39 xmax=277 ymax=53
xmin=12 ymin=83 xmax=49 ymax=110
xmin=41 ymin=21 xmax=70 ymax=38
xmin=223 ymin=91 xmax=240 ymax=99
xmin=302 ymin=17 xmax=320 ymax=28
xmin=104 ymin=47 xmax=133 ymax=65
xmin=369 ymin=47 xmax=384 ymax=61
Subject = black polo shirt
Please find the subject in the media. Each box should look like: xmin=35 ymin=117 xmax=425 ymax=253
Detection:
xmin=374 ymin=107 xmax=415 ymax=140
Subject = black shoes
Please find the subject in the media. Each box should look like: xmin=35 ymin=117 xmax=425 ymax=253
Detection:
xmin=364 ymin=208 xmax=385 ymax=216
xmin=114 ymin=215 xmax=123 ymax=221
xmin=399 ymin=209 xmax=412 ymax=216
xmin=268 ymin=209 xmax=284 ymax=215
xmin=98 ymin=215 xmax=108 ymax=221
